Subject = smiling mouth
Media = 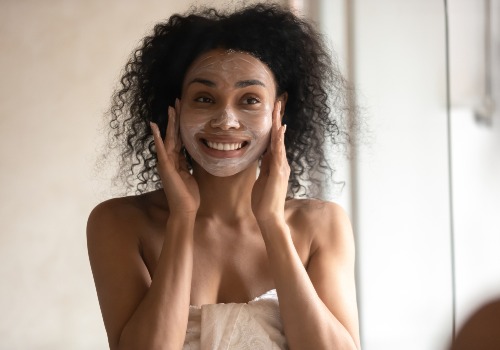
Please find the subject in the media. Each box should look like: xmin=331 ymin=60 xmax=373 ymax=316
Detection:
xmin=202 ymin=139 xmax=248 ymax=151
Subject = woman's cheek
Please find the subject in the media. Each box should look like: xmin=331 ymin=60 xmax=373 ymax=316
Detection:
xmin=246 ymin=111 xmax=272 ymax=141
xmin=179 ymin=112 xmax=206 ymax=157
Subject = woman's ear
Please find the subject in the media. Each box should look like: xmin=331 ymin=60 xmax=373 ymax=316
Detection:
xmin=278 ymin=92 xmax=288 ymax=121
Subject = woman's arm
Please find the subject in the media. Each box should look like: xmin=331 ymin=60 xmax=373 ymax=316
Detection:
xmin=88 ymin=104 xmax=199 ymax=350
xmin=87 ymin=205 xmax=195 ymax=350
xmin=259 ymin=204 xmax=360 ymax=350
xmin=252 ymin=101 xmax=360 ymax=349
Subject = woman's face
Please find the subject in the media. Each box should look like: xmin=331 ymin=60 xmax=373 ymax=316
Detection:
xmin=180 ymin=49 xmax=277 ymax=177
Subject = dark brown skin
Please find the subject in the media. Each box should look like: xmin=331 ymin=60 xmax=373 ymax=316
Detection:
xmin=87 ymin=51 xmax=360 ymax=350
xmin=451 ymin=299 xmax=500 ymax=350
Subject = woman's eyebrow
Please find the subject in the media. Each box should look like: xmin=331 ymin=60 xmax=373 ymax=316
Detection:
xmin=186 ymin=78 xmax=265 ymax=88
xmin=187 ymin=78 xmax=216 ymax=87
xmin=235 ymin=79 xmax=265 ymax=88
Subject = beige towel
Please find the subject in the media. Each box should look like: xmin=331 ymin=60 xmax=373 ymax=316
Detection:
xmin=184 ymin=289 xmax=287 ymax=350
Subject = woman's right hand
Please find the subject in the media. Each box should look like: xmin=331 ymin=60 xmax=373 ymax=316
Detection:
xmin=150 ymin=100 xmax=200 ymax=215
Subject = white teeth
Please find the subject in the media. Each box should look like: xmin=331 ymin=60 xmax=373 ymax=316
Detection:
xmin=206 ymin=141 xmax=243 ymax=151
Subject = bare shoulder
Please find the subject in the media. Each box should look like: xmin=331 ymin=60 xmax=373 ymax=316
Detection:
xmin=86 ymin=196 xmax=144 ymax=270
xmin=87 ymin=190 xmax=167 ymax=242
xmin=86 ymin=191 xmax=167 ymax=345
xmin=285 ymin=198 xmax=349 ymax=219
xmin=87 ymin=196 xmax=138 ymax=230
xmin=285 ymin=198 xmax=354 ymax=255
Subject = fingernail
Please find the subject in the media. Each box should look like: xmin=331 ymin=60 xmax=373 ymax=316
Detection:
xmin=149 ymin=121 xmax=157 ymax=135
xmin=283 ymin=124 xmax=287 ymax=133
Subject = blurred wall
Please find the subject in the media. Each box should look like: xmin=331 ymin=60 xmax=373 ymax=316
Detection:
xmin=317 ymin=0 xmax=500 ymax=349
xmin=449 ymin=0 xmax=500 ymax=331
xmin=347 ymin=1 xmax=453 ymax=348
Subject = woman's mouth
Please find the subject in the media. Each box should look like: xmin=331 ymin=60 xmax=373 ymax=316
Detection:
xmin=202 ymin=139 xmax=249 ymax=151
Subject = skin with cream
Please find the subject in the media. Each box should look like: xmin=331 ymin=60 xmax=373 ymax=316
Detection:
xmin=180 ymin=49 xmax=279 ymax=177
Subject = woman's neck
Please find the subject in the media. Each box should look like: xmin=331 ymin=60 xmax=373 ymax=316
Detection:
xmin=193 ymin=163 xmax=258 ymax=223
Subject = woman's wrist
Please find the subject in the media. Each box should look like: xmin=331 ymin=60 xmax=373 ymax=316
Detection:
xmin=166 ymin=212 xmax=197 ymax=238
xmin=168 ymin=210 xmax=197 ymax=222
xmin=257 ymin=216 xmax=290 ymax=239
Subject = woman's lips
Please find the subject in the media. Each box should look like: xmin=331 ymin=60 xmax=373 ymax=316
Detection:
xmin=205 ymin=140 xmax=245 ymax=151
xmin=199 ymin=138 xmax=249 ymax=157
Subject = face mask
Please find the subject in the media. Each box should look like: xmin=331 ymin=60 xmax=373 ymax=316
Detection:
xmin=180 ymin=49 xmax=277 ymax=177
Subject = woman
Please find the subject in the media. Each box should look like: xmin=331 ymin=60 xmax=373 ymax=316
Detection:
xmin=88 ymin=3 xmax=360 ymax=349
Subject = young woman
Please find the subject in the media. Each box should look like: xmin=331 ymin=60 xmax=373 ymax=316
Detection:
xmin=88 ymin=3 xmax=360 ymax=349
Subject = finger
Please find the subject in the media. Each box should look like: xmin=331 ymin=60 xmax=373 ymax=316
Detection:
xmin=150 ymin=122 xmax=168 ymax=164
xmin=171 ymin=105 xmax=182 ymax=154
xmin=178 ymin=151 xmax=190 ymax=173
xmin=166 ymin=107 xmax=176 ymax=153
xmin=174 ymin=99 xmax=185 ymax=154
xmin=270 ymin=100 xmax=281 ymax=154
xmin=175 ymin=98 xmax=181 ymax=115
xmin=259 ymin=149 xmax=271 ymax=176
xmin=279 ymin=124 xmax=287 ymax=163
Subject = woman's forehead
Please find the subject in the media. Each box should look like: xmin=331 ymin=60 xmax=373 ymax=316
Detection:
xmin=183 ymin=49 xmax=276 ymax=88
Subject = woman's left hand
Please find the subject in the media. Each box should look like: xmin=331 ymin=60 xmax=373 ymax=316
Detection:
xmin=251 ymin=101 xmax=290 ymax=226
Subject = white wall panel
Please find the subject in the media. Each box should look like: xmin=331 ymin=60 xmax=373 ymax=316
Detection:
xmin=449 ymin=0 xmax=500 ymax=331
xmin=350 ymin=1 xmax=453 ymax=348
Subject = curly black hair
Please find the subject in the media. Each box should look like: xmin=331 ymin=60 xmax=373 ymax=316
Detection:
xmin=106 ymin=2 xmax=355 ymax=197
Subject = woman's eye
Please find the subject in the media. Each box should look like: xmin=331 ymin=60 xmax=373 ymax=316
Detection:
xmin=242 ymin=97 xmax=260 ymax=105
xmin=194 ymin=96 xmax=213 ymax=103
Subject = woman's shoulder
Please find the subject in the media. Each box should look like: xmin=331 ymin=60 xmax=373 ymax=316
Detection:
xmin=285 ymin=198 xmax=349 ymax=225
xmin=87 ymin=190 xmax=167 ymax=240
xmin=285 ymin=198 xmax=354 ymax=251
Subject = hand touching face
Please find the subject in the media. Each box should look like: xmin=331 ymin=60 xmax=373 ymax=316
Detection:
xmin=180 ymin=49 xmax=278 ymax=177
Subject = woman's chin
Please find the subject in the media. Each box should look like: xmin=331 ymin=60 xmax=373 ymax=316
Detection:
xmin=192 ymin=158 xmax=259 ymax=178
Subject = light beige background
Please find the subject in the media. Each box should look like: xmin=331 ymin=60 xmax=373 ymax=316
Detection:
xmin=0 ymin=1 xmax=284 ymax=348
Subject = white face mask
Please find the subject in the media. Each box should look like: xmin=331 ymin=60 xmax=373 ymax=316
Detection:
xmin=180 ymin=49 xmax=277 ymax=177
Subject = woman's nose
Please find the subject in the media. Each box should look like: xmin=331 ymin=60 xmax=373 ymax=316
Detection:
xmin=210 ymin=109 xmax=240 ymax=130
